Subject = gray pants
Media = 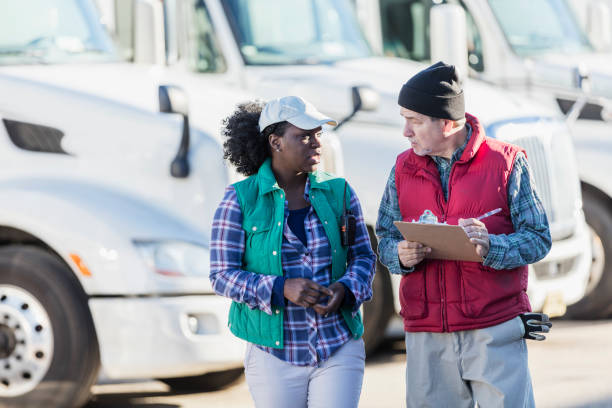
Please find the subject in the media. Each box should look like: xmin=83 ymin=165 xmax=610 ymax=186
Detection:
xmin=244 ymin=338 xmax=365 ymax=408
xmin=405 ymin=316 xmax=535 ymax=408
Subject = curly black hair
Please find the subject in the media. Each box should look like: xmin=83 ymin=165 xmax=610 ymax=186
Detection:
xmin=221 ymin=101 xmax=291 ymax=176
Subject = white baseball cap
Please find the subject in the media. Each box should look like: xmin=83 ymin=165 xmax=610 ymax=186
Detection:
xmin=258 ymin=96 xmax=337 ymax=132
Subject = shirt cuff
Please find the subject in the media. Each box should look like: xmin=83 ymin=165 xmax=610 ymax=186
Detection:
xmin=483 ymin=234 xmax=507 ymax=269
xmin=387 ymin=254 xmax=414 ymax=275
xmin=270 ymin=276 xmax=286 ymax=307
xmin=340 ymin=282 xmax=356 ymax=309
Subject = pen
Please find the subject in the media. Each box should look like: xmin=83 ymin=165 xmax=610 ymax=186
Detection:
xmin=475 ymin=208 xmax=502 ymax=221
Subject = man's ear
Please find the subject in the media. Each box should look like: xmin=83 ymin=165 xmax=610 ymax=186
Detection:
xmin=441 ymin=119 xmax=455 ymax=136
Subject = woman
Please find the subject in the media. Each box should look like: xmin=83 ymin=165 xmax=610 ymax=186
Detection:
xmin=210 ymin=96 xmax=376 ymax=408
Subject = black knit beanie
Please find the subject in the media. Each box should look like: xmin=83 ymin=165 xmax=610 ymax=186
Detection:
xmin=398 ymin=61 xmax=464 ymax=120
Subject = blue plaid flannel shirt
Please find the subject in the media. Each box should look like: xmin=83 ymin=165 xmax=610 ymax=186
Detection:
xmin=376 ymin=124 xmax=551 ymax=274
xmin=210 ymin=178 xmax=376 ymax=366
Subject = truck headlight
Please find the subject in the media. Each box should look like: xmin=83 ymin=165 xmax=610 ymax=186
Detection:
xmin=133 ymin=240 xmax=210 ymax=278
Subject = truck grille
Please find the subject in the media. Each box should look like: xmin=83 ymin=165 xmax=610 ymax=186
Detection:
xmin=509 ymin=134 xmax=555 ymax=221
xmin=533 ymin=256 xmax=577 ymax=280
xmin=488 ymin=119 xmax=581 ymax=240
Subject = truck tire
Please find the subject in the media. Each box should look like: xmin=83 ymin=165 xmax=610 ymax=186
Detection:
xmin=160 ymin=367 xmax=244 ymax=392
xmin=0 ymin=245 xmax=100 ymax=408
xmin=362 ymin=260 xmax=394 ymax=355
xmin=362 ymin=229 xmax=394 ymax=355
xmin=565 ymin=191 xmax=612 ymax=319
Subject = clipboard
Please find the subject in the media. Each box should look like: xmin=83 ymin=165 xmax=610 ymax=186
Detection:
xmin=393 ymin=221 xmax=482 ymax=262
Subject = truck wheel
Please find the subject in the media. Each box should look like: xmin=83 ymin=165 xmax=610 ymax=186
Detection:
xmin=160 ymin=367 xmax=244 ymax=392
xmin=362 ymin=230 xmax=394 ymax=355
xmin=565 ymin=192 xmax=612 ymax=319
xmin=0 ymin=246 xmax=100 ymax=408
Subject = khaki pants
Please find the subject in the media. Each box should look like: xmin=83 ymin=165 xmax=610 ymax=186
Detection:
xmin=244 ymin=338 xmax=365 ymax=408
xmin=405 ymin=316 xmax=535 ymax=408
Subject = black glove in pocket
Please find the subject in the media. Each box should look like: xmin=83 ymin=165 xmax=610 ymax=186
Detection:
xmin=519 ymin=312 xmax=552 ymax=341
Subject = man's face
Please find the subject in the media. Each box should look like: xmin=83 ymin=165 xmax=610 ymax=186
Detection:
xmin=400 ymin=107 xmax=445 ymax=156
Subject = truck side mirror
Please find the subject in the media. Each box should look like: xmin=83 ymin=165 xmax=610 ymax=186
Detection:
xmin=430 ymin=4 xmax=468 ymax=83
xmin=335 ymin=86 xmax=380 ymax=130
xmin=600 ymin=100 xmax=612 ymax=121
xmin=159 ymin=85 xmax=190 ymax=178
xmin=353 ymin=86 xmax=380 ymax=112
xmin=586 ymin=0 xmax=612 ymax=51
xmin=566 ymin=65 xmax=591 ymax=125
xmin=159 ymin=85 xmax=189 ymax=116
xmin=573 ymin=64 xmax=591 ymax=93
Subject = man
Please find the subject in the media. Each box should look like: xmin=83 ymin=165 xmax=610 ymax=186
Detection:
xmin=376 ymin=61 xmax=552 ymax=407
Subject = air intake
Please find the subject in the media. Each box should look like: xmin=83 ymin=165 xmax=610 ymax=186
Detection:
xmin=3 ymin=119 xmax=68 ymax=154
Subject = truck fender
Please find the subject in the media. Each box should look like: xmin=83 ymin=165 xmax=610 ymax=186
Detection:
xmin=0 ymin=179 xmax=206 ymax=295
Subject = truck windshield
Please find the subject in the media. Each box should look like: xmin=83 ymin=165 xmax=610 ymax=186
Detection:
xmin=0 ymin=0 xmax=117 ymax=65
xmin=221 ymin=0 xmax=371 ymax=65
xmin=488 ymin=0 xmax=592 ymax=56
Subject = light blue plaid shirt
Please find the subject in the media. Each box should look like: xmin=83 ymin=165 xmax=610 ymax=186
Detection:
xmin=376 ymin=124 xmax=551 ymax=273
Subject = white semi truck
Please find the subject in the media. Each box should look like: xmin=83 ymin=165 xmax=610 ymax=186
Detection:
xmin=354 ymin=0 xmax=612 ymax=319
xmin=0 ymin=0 xmax=335 ymax=406
xmin=98 ymin=0 xmax=591 ymax=349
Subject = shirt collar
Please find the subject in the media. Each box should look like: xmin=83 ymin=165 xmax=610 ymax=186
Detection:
xmin=431 ymin=123 xmax=472 ymax=166
xmin=256 ymin=158 xmax=281 ymax=196
xmin=256 ymin=158 xmax=329 ymax=198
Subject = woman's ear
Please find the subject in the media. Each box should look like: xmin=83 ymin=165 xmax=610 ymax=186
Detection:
xmin=269 ymin=133 xmax=282 ymax=152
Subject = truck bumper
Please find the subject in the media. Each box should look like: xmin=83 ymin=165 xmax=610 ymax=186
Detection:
xmin=89 ymin=295 xmax=244 ymax=379
xmin=528 ymin=212 xmax=592 ymax=314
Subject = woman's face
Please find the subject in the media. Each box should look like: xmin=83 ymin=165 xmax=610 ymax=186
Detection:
xmin=271 ymin=124 xmax=323 ymax=173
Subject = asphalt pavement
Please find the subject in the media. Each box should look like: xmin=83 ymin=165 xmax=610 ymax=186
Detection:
xmin=86 ymin=318 xmax=612 ymax=408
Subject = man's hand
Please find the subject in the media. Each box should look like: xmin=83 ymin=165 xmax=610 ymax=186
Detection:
xmin=284 ymin=278 xmax=333 ymax=308
xmin=398 ymin=240 xmax=430 ymax=268
xmin=313 ymin=282 xmax=345 ymax=317
xmin=459 ymin=218 xmax=490 ymax=258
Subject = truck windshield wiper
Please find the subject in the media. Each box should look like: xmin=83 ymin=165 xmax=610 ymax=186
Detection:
xmin=0 ymin=49 xmax=49 ymax=64
xmin=293 ymin=57 xmax=323 ymax=65
xmin=0 ymin=49 xmax=28 ymax=55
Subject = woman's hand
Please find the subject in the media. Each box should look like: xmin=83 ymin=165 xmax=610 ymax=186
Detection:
xmin=313 ymin=282 xmax=345 ymax=317
xmin=284 ymin=278 xmax=333 ymax=308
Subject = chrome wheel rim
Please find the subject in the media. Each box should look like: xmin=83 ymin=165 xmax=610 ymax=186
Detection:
xmin=0 ymin=285 xmax=54 ymax=397
xmin=585 ymin=227 xmax=606 ymax=296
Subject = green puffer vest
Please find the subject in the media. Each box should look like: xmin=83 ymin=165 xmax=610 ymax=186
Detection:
xmin=228 ymin=159 xmax=363 ymax=348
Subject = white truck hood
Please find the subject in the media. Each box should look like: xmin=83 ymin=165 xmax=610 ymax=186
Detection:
xmin=532 ymin=52 xmax=612 ymax=98
xmin=2 ymin=58 xmax=560 ymax=136
xmin=0 ymin=63 xmax=253 ymax=143
xmin=246 ymin=57 xmax=560 ymax=129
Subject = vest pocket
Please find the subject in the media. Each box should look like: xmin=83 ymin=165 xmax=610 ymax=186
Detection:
xmin=460 ymin=264 xmax=487 ymax=317
xmin=399 ymin=269 xmax=428 ymax=319
xmin=460 ymin=263 xmax=520 ymax=318
xmin=243 ymin=219 xmax=272 ymax=248
xmin=242 ymin=219 xmax=273 ymax=273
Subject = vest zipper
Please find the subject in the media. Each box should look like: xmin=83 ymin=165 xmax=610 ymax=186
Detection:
xmin=439 ymin=263 xmax=447 ymax=332
xmin=415 ymin=160 xmax=453 ymax=331
xmin=440 ymin=164 xmax=456 ymax=332
xmin=446 ymin=161 xmax=458 ymax=208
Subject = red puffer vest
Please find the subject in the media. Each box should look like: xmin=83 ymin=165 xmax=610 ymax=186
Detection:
xmin=395 ymin=113 xmax=531 ymax=332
